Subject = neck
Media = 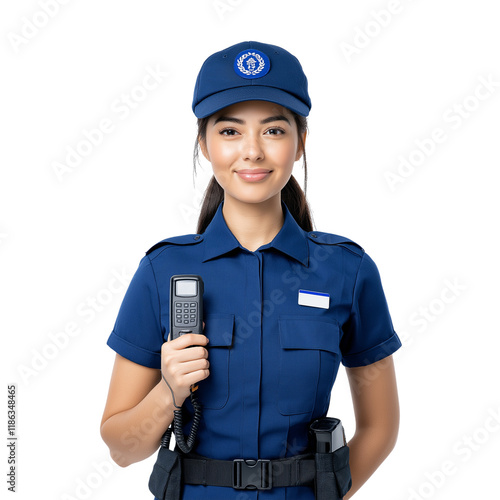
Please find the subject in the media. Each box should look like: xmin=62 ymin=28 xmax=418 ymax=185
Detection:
xmin=221 ymin=195 xmax=284 ymax=252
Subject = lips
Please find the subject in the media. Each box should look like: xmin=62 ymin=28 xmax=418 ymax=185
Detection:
xmin=235 ymin=169 xmax=272 ymax=182
xmin=236 ymin=169 xmax=272 ymax=174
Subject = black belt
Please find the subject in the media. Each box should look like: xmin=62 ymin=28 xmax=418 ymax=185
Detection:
xmin=181 ymin=451 xmax=316 ymax=490
xmin=150 ymin=421 xmax=352 ymax=499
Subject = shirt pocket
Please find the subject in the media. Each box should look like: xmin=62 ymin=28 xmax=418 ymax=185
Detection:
xmin=196 ymin=313 xmax=234 ymax=410
xmin=277 ymin=315 xmax=341 ymax=416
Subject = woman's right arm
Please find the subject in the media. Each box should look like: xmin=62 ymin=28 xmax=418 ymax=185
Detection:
xmin=100 ymin=333 xmax=209 ymax=467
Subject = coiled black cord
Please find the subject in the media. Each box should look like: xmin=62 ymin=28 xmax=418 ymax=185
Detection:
xmin=160 ymin=386 xmax=202 ymax=453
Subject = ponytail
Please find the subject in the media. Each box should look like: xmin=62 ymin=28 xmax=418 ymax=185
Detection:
xmin=193 ymin=111 xmax=314 ymax=234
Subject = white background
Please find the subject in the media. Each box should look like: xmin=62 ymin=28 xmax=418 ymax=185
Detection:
xmin=1 ymin=0 xmax=499 ymax=499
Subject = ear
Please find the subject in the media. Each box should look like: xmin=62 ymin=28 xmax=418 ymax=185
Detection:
xmin=199 ymin=137 xmax=210 ymax=161
xmin=295 ymin=130 xmax=307 ymax=162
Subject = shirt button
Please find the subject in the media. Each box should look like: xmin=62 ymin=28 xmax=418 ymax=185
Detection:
xmin=194 ymin=235 xmax=200 ymax=240
xmin=311 ymin=233 xmax=317 ymax=238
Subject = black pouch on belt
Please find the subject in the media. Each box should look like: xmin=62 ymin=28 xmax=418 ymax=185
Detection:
xmin=314 ymin=444 xmax=352 ymax=500
xmin=310 ymin=417 xmax=352 ymax=500
xmin=148 ymin=443 xmax=182 ymax=500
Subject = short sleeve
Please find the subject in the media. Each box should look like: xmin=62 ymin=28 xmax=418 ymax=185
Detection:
xmin=340 ymin=252 xmax=402 ymax=367
xmin=106 ymin=255 xmax=163 ymax=368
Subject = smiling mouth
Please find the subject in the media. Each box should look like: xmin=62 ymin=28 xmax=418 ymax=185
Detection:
xmin=236 ymin=169 xmax=272 ymax=174
xmin=235 ymin=169 xmax=272 ymax=181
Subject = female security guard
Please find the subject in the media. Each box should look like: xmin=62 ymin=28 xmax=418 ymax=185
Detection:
xmin=100 ymin=41 xmax=402 ymax=499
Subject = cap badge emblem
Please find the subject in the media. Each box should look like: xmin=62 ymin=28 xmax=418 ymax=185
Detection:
xmin=234 ymin=49 xmax=270 ymax=79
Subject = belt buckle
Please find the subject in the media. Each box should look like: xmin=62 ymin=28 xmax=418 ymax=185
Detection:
xmin=233 ymin=458 xmax=272 ymax=490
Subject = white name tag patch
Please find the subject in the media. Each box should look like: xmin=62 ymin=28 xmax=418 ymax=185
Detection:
xmin=298 ymin=289 xmax=330 ymax=309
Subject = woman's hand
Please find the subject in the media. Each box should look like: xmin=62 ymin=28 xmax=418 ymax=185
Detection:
xmin=160 ymin=326 xmax=210 ymax=407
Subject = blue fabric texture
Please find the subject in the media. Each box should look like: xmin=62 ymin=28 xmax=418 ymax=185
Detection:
xmin=106 ymin=200 xmax=402 ymax=499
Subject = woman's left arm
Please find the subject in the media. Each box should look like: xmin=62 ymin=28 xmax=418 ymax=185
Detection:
xmin=343 ymin=355 xmax=400 ymax=499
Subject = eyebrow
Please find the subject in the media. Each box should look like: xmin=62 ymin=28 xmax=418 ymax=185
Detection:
xmin=213 ymin=114 xmax=291 ymax=126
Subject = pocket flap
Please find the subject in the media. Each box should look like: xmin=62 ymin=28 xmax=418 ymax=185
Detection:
xmin=279 ymin=316 xmax=340 ymax=353
xmin=204 ymin=313 xmax=235 ymax=347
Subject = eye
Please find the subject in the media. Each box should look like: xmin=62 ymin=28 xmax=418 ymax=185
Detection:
xmin=265 ymin=127 xmax=285 ymax=135
xmin=219 ymin=128 xmax=239 ymax=136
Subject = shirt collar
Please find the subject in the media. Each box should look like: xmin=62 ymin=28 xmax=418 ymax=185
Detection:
xmin=201 ymin=200 xmax=309 ymax=267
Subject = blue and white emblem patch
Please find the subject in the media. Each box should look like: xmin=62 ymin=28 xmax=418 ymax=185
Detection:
xmin=234 ymin=49 xmax=270 ymax=79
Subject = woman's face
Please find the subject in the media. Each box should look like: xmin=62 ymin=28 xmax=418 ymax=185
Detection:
xmin=200 ymin=100 xmax=305 ymax=206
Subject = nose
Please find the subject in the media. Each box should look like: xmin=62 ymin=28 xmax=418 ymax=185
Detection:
xmin=241 ymin=133 xmax=264 ymax=162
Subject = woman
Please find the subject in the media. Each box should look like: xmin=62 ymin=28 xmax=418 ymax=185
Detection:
xmin=100 ymin=41 xmax=402 ymax=500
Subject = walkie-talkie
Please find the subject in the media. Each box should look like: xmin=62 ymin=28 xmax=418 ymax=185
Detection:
xmin=170 ymin=275 xmax=204 ymax=340
xmin=160 ymin=275 xmax=204 ymax=454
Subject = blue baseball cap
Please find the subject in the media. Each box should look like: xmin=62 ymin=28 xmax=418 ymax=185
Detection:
xmin=192 ymin=41 xmax=311 ymax=118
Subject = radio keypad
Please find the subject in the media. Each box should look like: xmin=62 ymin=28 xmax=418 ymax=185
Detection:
xmin=174 ymin=300 xmax=198 ymax=327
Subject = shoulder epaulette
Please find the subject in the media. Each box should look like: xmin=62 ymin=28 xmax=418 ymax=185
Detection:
xmin=306 ymin=231 xmax=364 ymax=256
xmin=145 ymin=234 xmax=204 ymax=256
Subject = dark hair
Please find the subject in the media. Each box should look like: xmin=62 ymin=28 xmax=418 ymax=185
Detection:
xmin=193 ymin=109 xmax=314 ymax=234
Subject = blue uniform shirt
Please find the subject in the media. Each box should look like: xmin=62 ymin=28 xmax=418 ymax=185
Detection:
xmin=107 ymin=200 xmax=402 ymax=500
